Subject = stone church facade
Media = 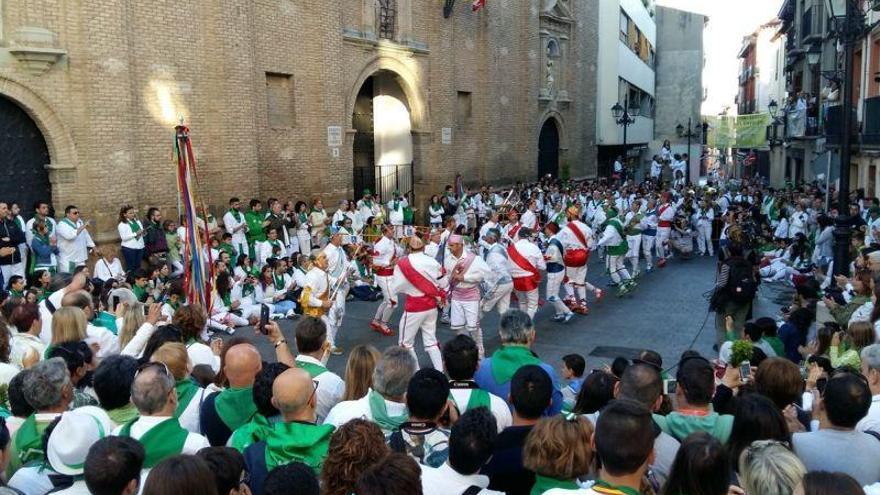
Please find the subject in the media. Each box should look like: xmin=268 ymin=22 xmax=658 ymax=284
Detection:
xmin=0 ymin=0 xmax=598 ymax=241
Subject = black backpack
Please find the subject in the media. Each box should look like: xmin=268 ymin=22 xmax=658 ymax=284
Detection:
xmin=725 ymin=257 xmax=757 ymax=303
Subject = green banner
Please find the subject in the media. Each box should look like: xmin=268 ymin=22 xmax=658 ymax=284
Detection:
xmin=714 ymin=115 xmax=735 ymax=149
xmin=734 ymin=113 xmax=770 ymax=148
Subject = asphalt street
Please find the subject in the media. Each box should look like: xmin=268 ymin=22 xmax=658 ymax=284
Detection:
xmin=224 ymin=252 xmax=784 ymax=378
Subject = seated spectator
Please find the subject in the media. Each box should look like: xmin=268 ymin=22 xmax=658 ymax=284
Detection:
xmin=560 ymin=353 xmax=586 ymax=411
xmin=830 ymin=321 xmax=874 ymax=370
xmin=355 ymin=453 xmax=422 ymax=495
xmin=389 ymin=368 xmax=452 ymax=468
xmin=858 ymin=344 xmax=880 ymax=432
xmin=737 ymin=440 xmax=805 ymax=495
xmin=754 ymin=357 xmax=810 ymax=431
xmin=779 ymin=308 xmax=814 ymax=363
xmin=727 ymin=393 xmax=791 ymax=472
xmin=654 ymin=355 xmax=734 ymax=443
xmin=48 ymin=340 xmax=99 ymax=408
xmin=421 ymin=408 xmax=501 ymax=495
xmin=141 ymin=455 xmax=217 ymax=495
xmin=660 ymin=432 xmax=730 ymax=495
xmin=62 ymin=289 xmax=120 ymax=359
xmin=293 ymin=317 xmax=344 ymax=423
xmin=44 ymin=407 xmax=116 ymax=493
xmin=523 ymin=414 xmax=594 ymax=493
xmin=474 ymin=310 xmax=563 ymax=416
xmin=482 ymin=365 xmax=552 ymax=495
xmin=264 ymin=462 xmax=319 ymax=495
xmin=443 ymin=335 xmax=512 ymax=433
xmin=84 ymin=437 xmax=145 ymax=495
xmin=173 ymin=305 xmax=222 ymax=373
xmin=719 ymin=320 xmax=773 ymax=366
xmin=9 ymin=303 xmax=44 ymax=369
xmin=9 ymin=358 xmax=72 ymax=473
xmin=243 ymin=368 xmax=335 ymax=495
xmin=796 ymin=471 xmax=865 ymax=495
xmin=340 ymin=345 xmax=381 ymax=402
xmin=229 ymin=362 xmax=289 ymax=452
xmin=200 ymin=342 xmax=261 ymax=446
xmin=320 ymin=419 xmax=390 ymax=495
xmin=757 ymin=317 xmax=785 ymax=357
xmin=571 ymin=370 xmax=617 ymax=419
xmin=324 ymin=346 xmax=415 ymax=436
xmin=6 ymin=370 xmax=34 ymax=439
xmin=0 ymin=419 xmax=19 ymax=493
xmin=150 ymin=342 xmax=210 ymax=433
xmin=49 ymin=306 xmax=87 ymax=350
xmin=792 ymin=372 xmax=880 ymax=485
xmin=112 ymin=362 xmax=210 ymax=472
xmin=196 ymin=447 xmax=250 ymax=495
xmin=615 ymin=363 xmax=680 ymax=486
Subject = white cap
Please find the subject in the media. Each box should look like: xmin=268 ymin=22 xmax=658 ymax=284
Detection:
xmin=47 ymin=406 xmax=114 ymax=475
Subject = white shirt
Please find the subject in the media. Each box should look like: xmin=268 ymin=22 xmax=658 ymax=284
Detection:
xmin=421 ymin=462 xmax=505 ymax=495
xmin=449 ymin=388 xmax=512 ymax=433
xmin=372 ymin=235 xmax=399 ymax=269
xmin=650 ymin=160 xmax=663 ymax=178
xmin=295 ymin=355 xmax=345 ymax=423
xmin=392 ymin=252 xmax=447 ymax=297
xmin=303 ymin=267 xmax=330 ymax=310
xmin=323 ymin=388 xmax=407 ymax=434
xmin=112 ymin=415 xmax=210 ymax=486
xmin=557 ymin=221 xmax=594 ymax=251
xmin=56 ymin=218 xmax=95 ymax=269
xmin=322 ymin=243 xmax=348 ymax=283
xmin=118 ymin=220 xmax=145 ymax=250
xmin=444 ymin=252 xmax=491 ymax=291
xmin=857 ymin=394 xmax=880 ymax=433
xmin=483 ymin=243 xmax=512 ymax=287
xmin=520 ymin=209 xmax=538 ymax=230
xmin=223 ymin=209 xmax=249 ymax=244
xmin=24 ymin=216 xmax=57 ymax=246
xmin=94 ymin=257 xmax=124 ymax=282
xmin=86 ymin=323 xmax=120 ymax=359
xmin=10 ymin=332 xmax=46 ymax=369
xmin=506 ymin=239 xmax=546 ymax=279
xmin=187 ymin=341 xmax=221 ymax=373
xmin=39 ymin=288 xmax=66 ymax=344
xmin=179 ymin=385 xmax=209 ymax=433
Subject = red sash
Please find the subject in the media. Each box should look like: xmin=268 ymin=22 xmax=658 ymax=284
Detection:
xmin=507 ymin=243 xmax=540 ymax=292
xmin=372 ymin=239 xmax=397 ymax=277
xmin=658 ymin=204 xmax=672 ymax=228
xmin=508 ymin=223 xmax=522 ymax=240
xmin=398 ymin=256 xmax=443 ymax=313
xmin=564 ymin=223 xmax=590 ymax=267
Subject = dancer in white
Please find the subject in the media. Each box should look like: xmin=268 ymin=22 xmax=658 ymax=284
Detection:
xmin=640 ymin=199 xmax=659 ymax=272
xmin=598 ymin=206 xmax=636 ymax=296
xmin=480 ymin=228 xmax=513 ymax=317
xmin=694 ymin=199 xmax=714 ymax=256
xmin=393 ymin=236 xmax=448 ymax=370
xmin=656 ymin=193 xmax=676 ymax=267
xmin=506 ymin=227 xmax=545 ymax=319
xmin=559 ymin=206 xmax=600 ymax=314
xmin=623 ymin=200 xmax=644 ymax=277
xmin=370 ymin=225 xmax=400 ymax=336
xmin=322 ymin=231 xmax=349 ymax=354
xmin=444 ymin=235 xmax=491 ymax=357
xmin=542 ymin=223 xmax=575 ymax=322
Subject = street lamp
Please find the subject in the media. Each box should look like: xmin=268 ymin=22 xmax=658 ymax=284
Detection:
xmin=822 ymin=0 xmax=878 ymax=276
xmin=611 ymin=97 xmax=639 ymax=177
xmin=767 ymin=99 xmax=786 ymax=146
xmin=676 ymin=118 xmax=700 ymax=185
xmin=807 ymin=43 xmax=822 ymax=66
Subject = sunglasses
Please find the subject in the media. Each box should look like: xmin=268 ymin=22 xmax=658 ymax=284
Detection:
xmin=136 ymin=361 xmax=171 ymax=378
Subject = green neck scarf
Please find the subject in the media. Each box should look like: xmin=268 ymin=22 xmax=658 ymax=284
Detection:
xmin=451 ymin=387 xmax=491 ymax=413
xmin=265 ymin=421 xmax=335 ymax=472
xmin=229 ymin=208 xmax=242 ymax=223
xmin=9 ymin=289 xmax=23 ymax=298
xmin=490 ymin=345 xmax=542 ymax=384
xmin=273 ymin=274 xmax=286 ymax=290
xmin=220 ymin=291 xmax=232 ymax=308
xmin=93 ymin=311 xmax=118 ymax=335
xmin=128 ymin=220 xmax=141 ymax=233
xmin=61 ymin=218 xmax=76 ymax=229
xmin=132 ymin=284 xmax=147 ymax=302
xmin=107 ymin=403 xmax=139 ymax=425
xmin=119 ymin=418 xmax=188 ymax=468
xmin=14 ymin=414 xmax=50 ymax=465
xmin=230 ymin=414 xmax=272 ymax=452
xmin=592 ymin=479 xmax=641 ymax=495
xmin=530 ymin=475 xmax=579 ymax=495
xmin=215 ymin=387 xmax=258 ymax=431
xmin=295 ymin=358 xmax=328 ymax=379
xmin=175 ymin=379 xmax=200 ymax=417
xmin=367 ymin=390 xmax=408 ymax=431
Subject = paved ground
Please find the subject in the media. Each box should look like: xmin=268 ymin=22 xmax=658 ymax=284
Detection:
xmin=225 ymin=252 xmax=779 ymax=377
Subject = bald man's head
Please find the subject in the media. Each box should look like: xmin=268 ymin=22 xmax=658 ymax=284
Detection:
xmin=62 ymin=289 xmax=92 ymax=310
xmin=223 ymin=344 xmax=263 ymax=388
xmin=272 ymin=368 xmax=316 ymax=421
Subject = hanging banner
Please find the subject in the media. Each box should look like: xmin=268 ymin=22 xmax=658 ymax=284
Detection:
xmin=714 ymin=115 xmax=735 ymax=149
xmin=735 ymin=113 xmax=770 ymax=148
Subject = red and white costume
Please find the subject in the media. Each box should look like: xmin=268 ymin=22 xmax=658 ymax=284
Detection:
xmin=371 ymin=235 xmax=401 ymax=330
xmin=558 ymin=220 xmax=599 ymax=308
xmin=656 ymin=201 xmax=676 ymax=261
xmin=392 ymin=252 xmax=448 ymax=370
xmin=520 ymin=208 xmax=539 ymax=231
xmin=506 ymin=237 xmax=545 ymax=319
xmin=444 ymin=250 xmax=491 ymax=357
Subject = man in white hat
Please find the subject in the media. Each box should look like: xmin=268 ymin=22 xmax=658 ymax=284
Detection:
xmin=370 ymin=225 xmax=402 ymax=337
xmin=392 ymin=235 xmax=448 ymax=370
xmin=506 ymin=227 xmax=545 ymax=319
xmin=10 ymin=406 xmax=115 ymax=495
xmin=444 ymin=234 xmax=491 ymax=357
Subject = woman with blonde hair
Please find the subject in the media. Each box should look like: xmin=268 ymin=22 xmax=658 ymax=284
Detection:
xmin=522 ymin=414 xmax=594 ymax=494
xmin=50 ymin=306 xmax=87 ymax=347
xmin=738 ymin=440 xmax=806 ymax=495
xmin=342 ymin=345 xmax=381 ymax=401
xmin=151 ymin=342 xmax=206 ymax=433
xmin=117 ymin=303 xmax=146 ymax=350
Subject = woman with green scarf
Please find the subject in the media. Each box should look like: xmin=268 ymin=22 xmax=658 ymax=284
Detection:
xmin=522 ymin=414 xmax=594 ymax=494
xmin=117 ymin=205 xmax=146 ymax=272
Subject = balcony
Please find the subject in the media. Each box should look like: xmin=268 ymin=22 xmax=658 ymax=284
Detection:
xmin=864 ymin=96 xmax=880 ymax=147
xmin=825 ymin=104 xmax=859 ymax=146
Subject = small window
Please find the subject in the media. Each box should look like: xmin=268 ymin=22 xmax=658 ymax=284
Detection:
xmin=265 ymin=73 xmax=294 ymax=128
xmin=547 ymin=38 xmax=560 ymax=59
xmin=456 ymin=91 xmax=472 ymax=127
xmin=378 ymin=0 xmax=397 ymax=40
xmin=619 ymin=11 xmax=629 ymax=44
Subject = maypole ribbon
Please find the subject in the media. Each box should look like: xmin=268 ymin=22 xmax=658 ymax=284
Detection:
xmin=174 ymin=123 xmax=215 ymax=313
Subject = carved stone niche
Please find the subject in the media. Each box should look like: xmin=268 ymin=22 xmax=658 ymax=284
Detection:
xmin=8 ymin=26 xmax=67 ymax=76
xmin=538 ymin=0 xmax=573 ymax=102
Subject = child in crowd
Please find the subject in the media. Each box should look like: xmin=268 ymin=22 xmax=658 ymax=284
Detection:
xmin=561 ymin=353 xmax=586 ymax=410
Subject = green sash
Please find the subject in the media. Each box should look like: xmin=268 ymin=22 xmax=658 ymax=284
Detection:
xmin=60 ymin=218 xmax=77 ymax=230
xmin=174 ymin=379 xmax=200 ymax=417
xmin=229 ymin=208 xmax=242 ymax=223
xmin=273 ymin=274 xmax=286 ymax=290
xmin=214 ymin=387 xmax=258 ymax=431
xmin=490 ymin=345 xmax=542 ymax=384
xmin=128 ymin=220 xmax=141 ymax=234
xmin=107 ymin=403 xmax=139 ymax=425
xmin=119 ymin=418 xmax=188 ymax=468
xmin=296 ymin=359 xmax=328 ymax=379
xmin=592 ymin=479 xmax=641 ymax=495
xmin=264 ymin=421 xmax=335 ymax=472
xmin=132 ymin=284 xmax=147 ymax=302
xmin=230 ymin=414 xmax=272 ymax=452
xmin=220 ymin=292 xmax=232 ymax=308
xmin=367 ymin=390 xmax=408 ymax=432
xmin=451 ymin=388 xmax=491 ymax=413
xmin=606 ymin=218 xmax=628 ymax=256
xmin=530 ymin=475 xmax=579 ymax=495
xmin=93 ymin=312 xmax=118 ymax=335
xmin=14 ymin=414 xmax=48 ymax=466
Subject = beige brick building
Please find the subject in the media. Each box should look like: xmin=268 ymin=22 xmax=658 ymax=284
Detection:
xmin=0 ymin=0 xmax=598 ymax=242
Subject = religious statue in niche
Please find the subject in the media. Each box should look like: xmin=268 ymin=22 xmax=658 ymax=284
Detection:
xmin=546 ymin=59 xmax=555 ymax=96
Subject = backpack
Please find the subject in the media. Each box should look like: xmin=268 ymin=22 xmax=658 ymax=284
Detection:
xmin=725 ymin=257 xmax=757 ymax=303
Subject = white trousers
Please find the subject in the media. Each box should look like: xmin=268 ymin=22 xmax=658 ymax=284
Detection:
xmin=297 ymin=231 xmax=312 ymax=256
xmin=626 ymin=235 xmax=642 ymax=274
xmin=606 ymin=255 xmax=631 ymax=283
xmin=450 ymin=298 xmax=484 ymax=357
xmin=697 ymin=223 xmax=713 ymax=255
xmin=641 ymin=235 xmax=655 ymax=268
xmin=545 ymin=271 xmax=571 ymax=316
xmin=656 ymin=227 xmax=671 ymax=259
xmin=481 ymin=282 xmax=512 ymax=316
xmin=373 ymin=275 xmax=397 ymax=323
xmin=399 ymin=308 xmax=443 ymax=370
xmin=515 ymin=289 xmax=539 ymax=319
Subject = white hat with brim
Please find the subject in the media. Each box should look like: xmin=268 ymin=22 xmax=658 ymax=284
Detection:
xmin=47 ymin=406 xmax=114 ymax=476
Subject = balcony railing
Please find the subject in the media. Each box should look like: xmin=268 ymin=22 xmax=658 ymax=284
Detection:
xmin=864 ymin=96 xmax=880 ymax=147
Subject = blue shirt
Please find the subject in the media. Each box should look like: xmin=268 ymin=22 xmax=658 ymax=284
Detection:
xmin=778 ymin=322 xmax=805 ymax=363
xmin=473 ymin=357 xmax=564 ymax=416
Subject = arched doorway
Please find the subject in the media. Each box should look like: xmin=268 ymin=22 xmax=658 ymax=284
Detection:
xmin=352 ymin=70 xmax=414 ymax=203
xmin=537 ymin=118 xmax=560 ymax=179
xmin=0 ymin=95 xmax=51 ymax=217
